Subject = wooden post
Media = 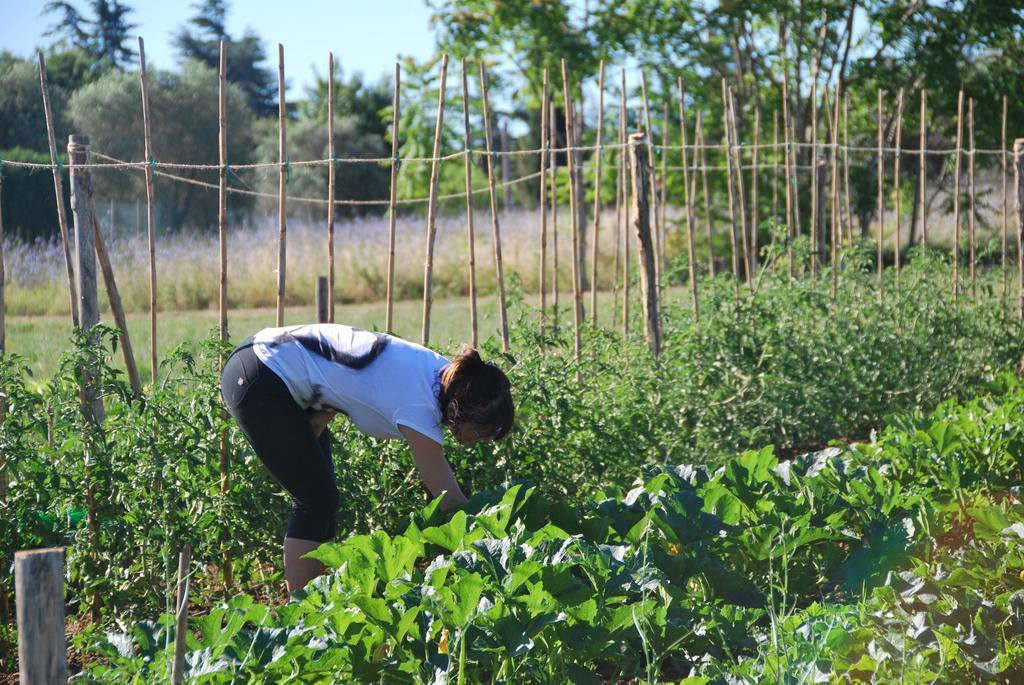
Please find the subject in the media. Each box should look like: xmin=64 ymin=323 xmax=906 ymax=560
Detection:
xmin=843 ymin=93 xmax=853 ymax=246
xmin=480 ymin=63 xmax=510 ymax=352
xmin=660 ymin=99 xmax=669 ymax=266
xmin=590 ymin=61 xmax=605 ymax=327
xmin=37 ymin=51 xmax=79 ymax=327
xmin=751 ymin=104 xmax=760 ymax=271
xmin=638 ymin=73 xmax=662 ymax=292
xmin=170 ymin=544 xmax=192 ymax=685
xmin=1003 ymin=96 xmax=1009 ymax=301
xmin=953 ymin=90 xmax=964 ymax=301
xmin=968 ymin=96 xmax=976 ymax=298
xmin=828 ymin=87 xmax=840 ymax=300
xmin=316 ymin=276 xmax=328 ymax=323
xmin=876 ymin=88 xmax=885 ymax=291
xmin=138 ymin=38 xmax=158 ymax=384
xmin=628 ymin=132 xmax=661 ymax=357
xmin=550 ymin=99 xmax=560 ymax=335
xmin=92 ymin=214 xmax=141 ymax=394
xmin=613 ymin=83 xmax=623 ymax=325
xmin=727 ymin=87 xmax=752 ymax=288
xmin=539 ymin=68 xmax=549 ymax=340
xmin=385 ymin=64 xmax=400 ymax=333
xmin=920 ymin=89 xmax=928 ymax=246
xmin=810 ymin=78 xmax=819 ymax=279
xmin=698 ymin=113 xmax=713 ymax=276
xmin=772 ymin=110 xmax=779 ymax=225
xmin=782 ymin=73 xmax=794 ymax=285
xmin=721 ymin=82 xmax=741 ymax=302
xmin=619 ymin=72 xmax=629 ymax=337
xmin=276 ymin=44 xmax=287 ymax=327
xmin=678 ymin=78 xmax=698 ymax=319
xmin=1015 ymin=139 xmax=1024 ymax=319
xmin=217 ymin=40 xmax=232 ymax=591
xmin=421 ymin=54 xmax=449 ymax=346
xmin=15 ymin=549 xmax=67 ymax=684
xmin=893 ymin=88 xmax=904 ymax=294
xmin=327 ymin=52 xmax=336 ymax=323
xmin=460 ymin=58 xmax=478 ymax=347
xmin=561 ymin=59 xmax=582 ymax=376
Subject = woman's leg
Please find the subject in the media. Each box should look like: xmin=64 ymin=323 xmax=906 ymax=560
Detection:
xmin=221 ymin=344 xmax=340 ymax=593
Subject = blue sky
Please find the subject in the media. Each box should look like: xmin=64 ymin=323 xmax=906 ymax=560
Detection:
xmin=1 ymin=0 xmax=439 ymax=96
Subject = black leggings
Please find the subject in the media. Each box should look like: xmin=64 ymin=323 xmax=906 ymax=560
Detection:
xmin=220 ymin=338 xmax=340 ymax=542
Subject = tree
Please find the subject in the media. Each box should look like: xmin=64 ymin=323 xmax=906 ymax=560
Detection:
xmin=43 ymin=0 xmax=137 ymax=69
xmin=173 ymin=0 xmax=276 ymax=117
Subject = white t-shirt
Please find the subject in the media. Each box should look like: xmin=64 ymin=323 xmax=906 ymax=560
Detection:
xmin=252 ymin=324 xmax=451 ymax=445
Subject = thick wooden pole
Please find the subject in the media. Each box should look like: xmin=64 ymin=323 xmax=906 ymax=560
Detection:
xmin=480 ymin=62 xmax=510 ymax=352
xmin=953 ymin=89 xmax=964 ymax=301
xmin=37 ymin=52 xmax=79 ymax=327
xmin=561 ymin=59 xmax=582 ymax=376
xmin=217 ymin=40 xmax=232 ymax=591
xmin=170 ymin=544 xmax=192 ymax=685
xmin=421 ymin=54 xmax=449 ymax=346
xmin=276 ymin=44 xmax=287 ymax=326
xmin=385 ymin=64 xmax=400 ymax=333
xmin=1015 ymin=139 xmax=1024 ymax=319
xmin=782 ymin=73 xmax=794 ymax=285
xmin=316 ymin=276 xmax=328 ymax=323
xmin=968 ymin=96 xmax=976 ymax=298
xmin=460 ymin=58 xmax=478 ymax=348
xmin=639 ymin=73 xmax=662 ymax=292
xmin=15 ymin=549 xmax=67 ymax=684
xmin=628 ymin=132 xmax=661 ymax=357
xmin=138 ymin=38 xmax=158 ymax=384
xmin=722 ymin=81 xmax=741 ymax=302
xmin=327 ymin=52 xmax=336 ymax=322
xmin=920 ymin=89 xmax=928 ymax=246
xmin=678 ymin=78 xmax=698 ymax=319
xmin=876 ymin=88 xmax=885 ymax=291
xmin=893 ymin=88 xmax=904 ymax=294
xmin=92 ymin=214 xmax=141 ymax=394
xmin=590 ymin=61 xmax=605 ymax=327
xmin=539 ymin=68 xmax=549 ymax=340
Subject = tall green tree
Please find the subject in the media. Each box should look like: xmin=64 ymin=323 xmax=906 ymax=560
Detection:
xmin=173 ymin=0 xmax=276 ymax=116
xmin=43 ymin=0 xmax=137 ymax=69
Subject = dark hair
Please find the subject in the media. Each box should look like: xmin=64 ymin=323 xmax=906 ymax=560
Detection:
xmin=438 ymin=348 xmax=514 ymax=440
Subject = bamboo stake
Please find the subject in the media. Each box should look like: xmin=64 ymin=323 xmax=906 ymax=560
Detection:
xmin=327 ymin=52 xmax=336 ymax=322
xmin=829 ymin=87 xmax=841 ymax=300
xmin=678 ymin=78 xmax=698 ymax=319
xmin=385 ymin=64 xmax=400 ymax=333
xmin=772 ymin=110 xmax=779 ymax=226
xmin=217 ymin=40 xmax=232 ymax=591
xmin=550 ymin=99 xmax=560 ymax=335
xmin=810 ymin=78 xmax=819 ymax=278
xmin=620 ymin=73 xmax=629 ymax=337
xmin=876 ymin=88 xmax=885 ymax=291
xmin=170 ymin=544 xmax=192 ymax=685
xmin=612 ymin=74 xmax=623 ymax=328
xmin=539 ymin=68 xmax=549 ymax=340
xmin=751 ymin=104 xmax=760 ymax=271
xmin=276 ymin=44 xmax=287 ymax=326
xmin=660 ymin=99 xmax=669 ymax=263
xmin=561 ymin=59 xmax=582 ymax=378
xmin=638 ymin=72 xmax=662 ymax=293
xmin=1003 ymin=96 xmax=1009 ymax=301
xmin=92 ymin=214 xmax=141 ymax=394
xmin=968 ymin=96 xmax=976 ymax=298
xmin=893 ymin=88 xmax=904 ymax=294
xmin=37 ymin=51 xmax=79 ymax=327
xmin=138 ymin=38 xmax=158 ymax=384
xmin=728 ymin=87 xmax=752 ymax=288
xmin=953 ymin=89 xmax=964 ymax=301
xmin=782 ymin=73 xmax=794 ymax=285
xmin=590 ymin=61 xmax=605 ymax=327
xmin=460 ymin=58 xmax=478 ymax=347
xmin=843 ymin=94 xmax=853 ymax=246
xmin=789 ymin=102 xmax=802 ymax=258
xmin=920 ymin=89 xmax=928 ymax=246
xmin=698 ymin=113 xmax=713 ymax=276
xmin=480 ymin=62 xmax=510 ymax=352
xmin=1015 ymin=138 xmax=1024 ymax=319
xmin=721 ymin=81 xmax=741 ymax=303
xmin=421 ymin=54 xmax=449 ymax=346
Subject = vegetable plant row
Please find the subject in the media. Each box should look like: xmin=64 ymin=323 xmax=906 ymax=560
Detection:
xmin=80 ymin=377 xmax=1024 ymax=683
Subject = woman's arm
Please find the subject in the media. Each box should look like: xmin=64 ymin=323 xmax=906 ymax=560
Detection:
xmin=398 ymin=425 xmax=468 ymax=510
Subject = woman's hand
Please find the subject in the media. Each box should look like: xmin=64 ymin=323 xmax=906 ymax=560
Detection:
xmin=398 ymin=425 xmax=468 ymax=511
xmin=310 ymin=410 xmax=337 ymax=437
